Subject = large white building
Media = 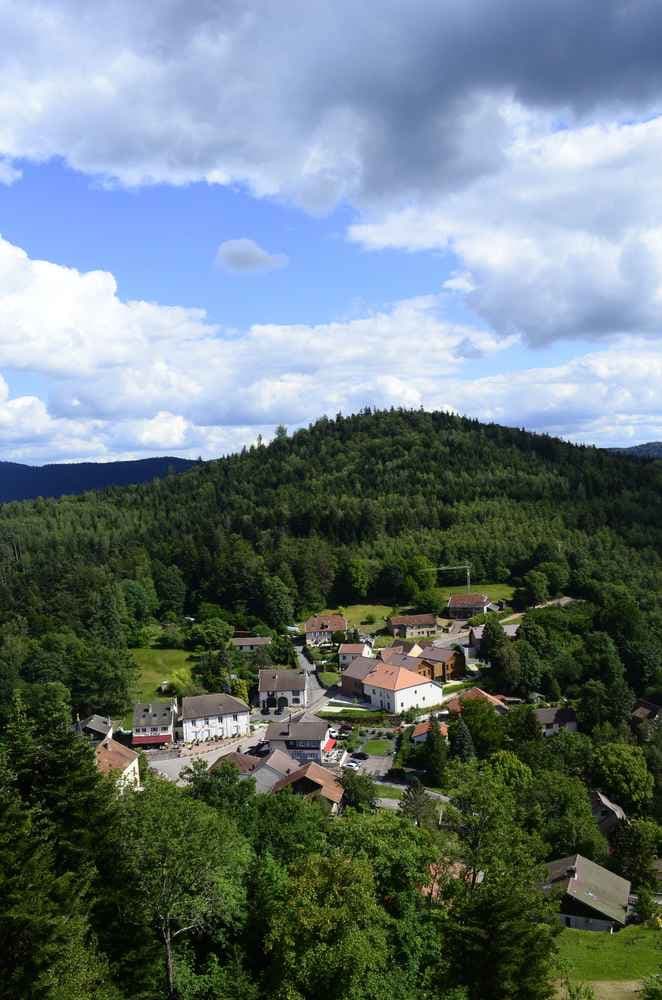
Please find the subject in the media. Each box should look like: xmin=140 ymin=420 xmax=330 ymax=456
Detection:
xmin=363 ymin=663 xmax=442 ymax=714
xmin=180 ymin=693 xmax=251 ymax=742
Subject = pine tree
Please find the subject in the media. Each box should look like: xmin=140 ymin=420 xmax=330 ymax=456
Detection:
xmin=449 ymin=716 xmax=476 ymax=761
xmin=424 ymin=719 xmax=448 ymax=786
xmin=399 ymin=778 xmax=438 ymax=828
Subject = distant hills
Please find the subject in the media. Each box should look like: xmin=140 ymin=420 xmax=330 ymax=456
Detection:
xmin=0 ymin=456 xmax=197 ymax=503
xmin=608 ymin=442 xmax=662 ymax=459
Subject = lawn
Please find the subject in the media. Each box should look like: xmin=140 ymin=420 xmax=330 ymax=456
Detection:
xmin=318 ymin=671 xmax=340 ymax=687
xmin=375 ymin=784 xmax=403 ymax=800
xmin=436 ymin=581 xmax=515 ymax=605
xmin=558 ymin=927 xmax=662 ymax=982
xmin=319 ymin=604 xmax=394 ymax=634
xmin=362 ymin=739 xmax=393 ymax=755
xmin=122 ymin=647 xmax=192 ymax=727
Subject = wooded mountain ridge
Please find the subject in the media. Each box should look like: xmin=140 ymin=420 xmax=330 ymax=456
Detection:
xmin=0 ymin=455 xmax=196 ymax=502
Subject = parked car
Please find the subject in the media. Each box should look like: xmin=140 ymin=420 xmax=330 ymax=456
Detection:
xmin=352 ymin=751 xmax=369 ymax=760
xmin=342 ymin=760 xmax=360 ymax=771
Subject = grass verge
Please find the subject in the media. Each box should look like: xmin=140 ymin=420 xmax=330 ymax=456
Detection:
xmin=558 ymin=927 xmax=662 ymax=982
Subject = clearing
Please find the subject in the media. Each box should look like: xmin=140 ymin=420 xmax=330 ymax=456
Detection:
xmin=318 ymin=604 xmax=394 ymax=633
xmin=558 ymin=926 xmax=661 ymax=982
xmin=123 ymin=647 xmax=192 ymax=726
xmin=436 ymin=581 xmax=515 ymax=604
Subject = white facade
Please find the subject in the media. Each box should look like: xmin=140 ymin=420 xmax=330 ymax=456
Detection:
xmin=366 ymin=679 xmax=442 ymax=713
xmin=258 ymin=687 xmax=307 ymax=710
xmin=117 ymin=756 xmax=141 ymax=792
xmin=338 ymin=644 xmax=372 ymax=669
xmin=182 ymin=710 xmax=250 ymax=742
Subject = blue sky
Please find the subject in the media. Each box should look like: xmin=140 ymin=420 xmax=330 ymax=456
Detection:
xmin=1 ymin=1 xmax=662 ymax=462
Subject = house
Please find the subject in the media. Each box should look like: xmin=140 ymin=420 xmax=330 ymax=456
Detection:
xmin=258 ymin=669 xmax=307 ymax=711
xmin=631 ymin=698 xmax=661 ymax=730
xmin=469 ymin=623 xmax=519 ymax=650
xmin=180 ymin=693 xmax=250 ymax=742
xmin=95 ymin=736 xmax=140 ymax=791
xmin=338 ymin=642 xmax=372 ymax=669
xmin=303 ymin=613 xmax=347 ymax=646
xmin=363 ymin=663 xmax=442 ymax=713
xmin=590 ymin=791 xmax=627 ymax=836
xmin=534 ymin=705 xmax=578 ymax=736
xmin=265 ymin=716 xmax=330 ymax=763
xmin=340 ymin=656 xmax=377 ymax=698
xmin=411 ymin=719 xmax=448 ymax=743
xmin=444 ymin=687 xmax=510 ymax=716
xmin=446 ymin=593 xmax=491 ymax=619
xmin=74 ymin=714 xmax=113 ymax=744
xmin=132 ymin=699 xmax=177 ymax=746
xmin=271 ymin=761 xmax=344 ymax=814
xmin=211 ymin=747 xmax=300 ymax=792
xmin=387 ymin=613 xmax=438 ymax=638
xmin=413 ymin=645 xmax=465 ymax=683
xmin=230 ymin=635 xmax=272 ymax=653
xmin=544 ymin=854 xmax=630 ymax=931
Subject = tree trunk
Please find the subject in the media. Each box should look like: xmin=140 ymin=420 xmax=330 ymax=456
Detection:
xmin=163 ymin=928 xmax=178 ymax=1000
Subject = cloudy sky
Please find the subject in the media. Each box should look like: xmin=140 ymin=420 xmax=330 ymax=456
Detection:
xmin=1 ymin=0 xmax=662 ymax=462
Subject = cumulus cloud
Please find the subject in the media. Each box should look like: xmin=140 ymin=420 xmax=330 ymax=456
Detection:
xmin=0 ymin=236 xmax=660 ymax=461
xmin=216 ymin=238 xmax=288 ymax=273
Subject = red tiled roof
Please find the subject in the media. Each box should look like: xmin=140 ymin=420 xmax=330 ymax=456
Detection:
xmin=95 ymin=737 xmax=138 ymax=776
xmin=339 ymin=643 xmax=366 ymax=653
xmin=447 ymin=593 xmax=489 ymax=608
xmin=412 ymin=720 xmax=448 ymax=739
xmin=445 ymin=687 xmax=508 ymax=713
xmin=271 ymin=761 xmax=344 ymax=804
xmin=389 ymin=613 xmax=437 ymax=627
xmin=365 ymin=663 xmax=430 ymax=692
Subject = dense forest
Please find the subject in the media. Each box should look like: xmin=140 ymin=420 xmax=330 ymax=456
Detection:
xmin=0 ymin=456 xmax=195 ymax=503
xmin=1 ymin=408 xmax=662 ymax=1000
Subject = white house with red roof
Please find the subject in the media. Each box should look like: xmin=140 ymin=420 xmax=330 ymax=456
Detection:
xmin=304 ymin=613 xmax=347 ymax=645
xmin=363 ymin=663 xmax=442 ymax=713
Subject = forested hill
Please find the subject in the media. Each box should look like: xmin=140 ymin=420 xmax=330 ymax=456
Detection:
xmin=1 ymin=408 xmax=662 ymax=648
xmin=0 ymin=455 xmax=196 ymax=502
xmin=609 ymin=441 xmax=662 ymax=459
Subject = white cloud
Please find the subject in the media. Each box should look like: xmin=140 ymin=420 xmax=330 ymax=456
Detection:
xmin=216 ymin=238 xmax=288 ymax=273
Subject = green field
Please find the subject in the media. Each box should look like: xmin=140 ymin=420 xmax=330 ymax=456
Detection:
xmin=318 ymin=671 xmax=340 ymax=688
xmin=362 ymin=739 xmax=392 ymax=755
xmin=318 ymin=604 xmax=394 ymax=633
xmin=123 ymin=647 xmax=192 ymax=726
xmin=375 ymin=784 xmax=403 ymax=800
xmin=558 ymin=927 xmax=662 ymax=981
xmin=436 ymin=581 xmax=515 ymax=607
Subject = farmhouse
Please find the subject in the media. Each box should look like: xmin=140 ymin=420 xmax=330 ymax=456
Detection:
xmin=230 ymin=635 xmax=272 ymax=653
xmin=388 ymin=613 xmax=437 ymax=638
xmin=95 ymin=736 xmax=140 ymax=791
xmin=446 ymin=593 xmax=491 ymax=619
xmin=132 ymin=699 xmax=177 ymax=747
xmin=265 ymin=716 xmax=330 ymax=764
xmin=271 ymin=761 xmax=344 ymax=813
xmin=544 ymin=854 xmax=630 ymax=931
xmin=340 ymin=655 xmax=377 ymax=698
xmin=363 ymin=663 xmax=441 ymax=713
xmin=534 ymin=705 xmax=578 ymax=736
xmin=180 ymin=693 xmax=250 ymax=742
xmin=74 ymin=714 xmax=113 ymax=744
xmin=304 ymin=613 xmax=347 ymax=645
xmin=338 ymin=642 xmax=372 ymax=669
xmin=258 ymin=668 xmax=307 ymax=711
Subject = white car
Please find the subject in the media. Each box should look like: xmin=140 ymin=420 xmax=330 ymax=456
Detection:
xmin=342 ymin=760 xmax=360 ymax=771
xmin=328 ymin=728 xmax=340 ymax=739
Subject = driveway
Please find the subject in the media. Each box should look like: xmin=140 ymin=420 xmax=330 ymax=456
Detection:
xmin=362 ymin=755 xmax=393 ymax=777
xmin=149 ymin=726 xmax=266 ymax=785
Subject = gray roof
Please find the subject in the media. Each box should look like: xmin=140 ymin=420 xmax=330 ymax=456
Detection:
xmin=417 ymin=646 xmax=457 ymax=663
xmin=343 ymin=655 xmax=379 ymax=681
xmin=545 ymin=854 xmax=630 ymax=925
xmin=590 ymin=790 xmax=626 ymax=822
xmin=75 ymin=714 xmax=112 ymax=737
xmin=133 ymin=700 xmax=175 ymax=729
xmin=266 ymin=717 xmax=329 ymax=743
xmin=231 ymin=635 xmax=272 ymax=648
xmin=180 ymin=693 xmax=249 ymax=721
xmin=258 ymin=668 xmax=305 ymax=693
xmin=534 ymin=706 xmax=577 ymax=726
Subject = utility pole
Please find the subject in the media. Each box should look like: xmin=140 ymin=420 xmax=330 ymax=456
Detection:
xmin=425 ymin=563 xmax=472 ymax=592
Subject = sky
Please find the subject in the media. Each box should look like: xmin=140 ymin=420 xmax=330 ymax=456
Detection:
xmin=1 ymin=1 xmax=662 ymax=463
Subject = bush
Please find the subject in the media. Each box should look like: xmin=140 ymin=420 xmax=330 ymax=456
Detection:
xmin=640 ymin=974 xmax=662 ymax=1000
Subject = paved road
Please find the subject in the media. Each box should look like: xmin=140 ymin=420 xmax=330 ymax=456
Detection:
xmin=296 ymin=650 xmax=329 ymax=715
xmin=149 ymin=725 xmax=267 ymax=784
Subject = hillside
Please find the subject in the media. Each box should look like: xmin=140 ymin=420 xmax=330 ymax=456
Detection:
xmin=610 ymin=442 xmax=662 ymax=459
xmin=0 ymin=455 xmax=196 ymax=502
xmin=1 ymin=408 xmax=662 ymax=639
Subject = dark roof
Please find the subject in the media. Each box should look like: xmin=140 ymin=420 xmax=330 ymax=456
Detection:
xmin=342 ymin=655 xmax=378 ymax=681
xmin=545 ymin=854 xmax=630 ymax=925
xmin=181 ymin=693 xmax=249 ymax=721
xmin=258 ymin=668 xmax=305 ymax=692
xmin=631 ymin=699 xmax=661 ymax=723
xmin=447 ymin=593 xmax=490 ymax=608
xmin=416 ymin=646 xmax=457 ymax=663
xmin=534 ymin=706 xmax=577 ymax=726
xmin=266 ymin=717 xmax=329 ymax=743
xmin=230 ymin=635 xmax=272 ymax=648
xmin=75 ymin=714 xmax=112 ymax=737
xmin=271 ymin=761 xmax=344 ymax=804
xmin=389 ymin=613 xmax=437 ymax=627
xmin=132 ymin=700 xmax=175 ymax=729
xmin=95 ymin=737 xmax=138 ymax=775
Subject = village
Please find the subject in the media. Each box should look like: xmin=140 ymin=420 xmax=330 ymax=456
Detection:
xmin=74 ymin=592 xmax=662 ymax=942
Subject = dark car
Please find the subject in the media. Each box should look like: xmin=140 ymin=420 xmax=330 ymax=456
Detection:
xmin=352 ymin=751 xmax=369 ymax=760
xmin=247 ymin=742 xmax=271 ymax=758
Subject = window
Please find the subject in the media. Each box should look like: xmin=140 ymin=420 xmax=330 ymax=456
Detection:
xmin=232 ymin=714 xmax=238 ymax=721
xmin=150 ymin=727 xmax=158 ymax=734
